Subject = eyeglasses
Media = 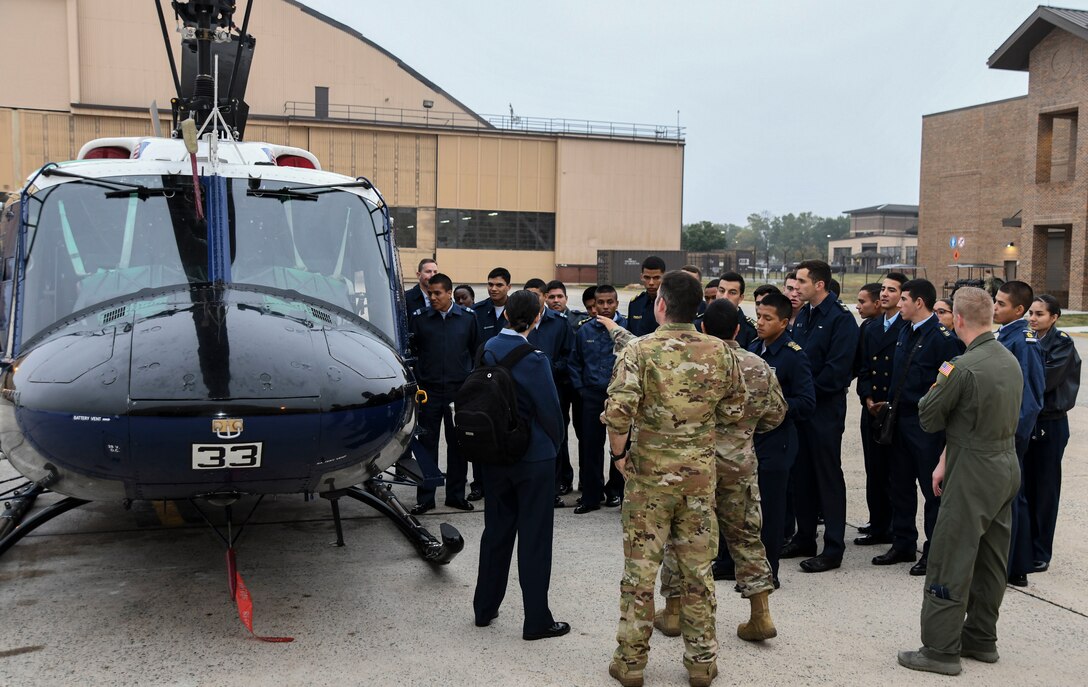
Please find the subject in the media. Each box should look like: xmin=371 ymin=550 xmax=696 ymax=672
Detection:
xmin=934 ymin=308 xmax=951 ymax=315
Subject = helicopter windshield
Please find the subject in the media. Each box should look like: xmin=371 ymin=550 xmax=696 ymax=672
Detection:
xmin=20 ymin=175 xmax=395 ymax=345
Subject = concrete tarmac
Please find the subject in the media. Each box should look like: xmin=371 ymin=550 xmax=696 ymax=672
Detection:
xmin=2 ymin=387 xmax=1088 ymax=686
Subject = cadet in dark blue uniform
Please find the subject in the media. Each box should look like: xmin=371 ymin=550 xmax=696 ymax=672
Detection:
xmin=749 ymin=292 xmax=816 ymax=584
xmin=404 ymin=258 xmax=438 ymax=323
xmin=525 ymin=280 xmax=574 ymax=507
xmin=718 ymin=271 xmax=758 ymax=349
xmin=994 ymin=281 xmax=1045 ymax=586
xmin=473 ymin=290 xmax=570 ymax=641
xmin=626 ymin=256 xmax=665 ymax=337
xmin=408 ymin=273 xmax=481 ymax=514
xmin=569 ymin=284 xmax=627 ymax=513
xmin=854 ymin=276 xmax=907 ymax=545
xmin=781 ymin=259 xmax=859 ymax=572
xmin=469 ymin=266 xmax=513 ymax=500
xmin=544 ymin=280 xmax=581 ymax=495
xmin=1025 ymin=294 xmax=1081 ymax=572
xmin=873 ymin=279 xmax=964 ymax=576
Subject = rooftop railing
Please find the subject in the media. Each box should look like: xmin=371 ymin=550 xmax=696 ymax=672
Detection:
xmin=283 ymin=102 xmax=685 ymax=142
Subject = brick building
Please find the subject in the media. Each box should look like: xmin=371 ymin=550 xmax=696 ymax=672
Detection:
xmin=919 ymin=6 xmax=1088 ymax=307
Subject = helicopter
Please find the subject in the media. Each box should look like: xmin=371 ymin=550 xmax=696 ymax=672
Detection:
xmin=0 ymin=0 xmax=463 ymax=633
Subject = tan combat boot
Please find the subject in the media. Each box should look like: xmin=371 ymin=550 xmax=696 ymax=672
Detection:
xmin=653 ymin=596 xmax=681 ymax=637
xmin=737 ymin=590 xmax=777 ymax=641
xmin=608 ymin=659 xmax=645 ymax=687
xmin=687 ymin=661 xmax=718 ymax=687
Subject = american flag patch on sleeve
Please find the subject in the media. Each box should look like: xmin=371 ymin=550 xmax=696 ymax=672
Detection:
xmin=938 ymin=361 xmax=955 ymax=377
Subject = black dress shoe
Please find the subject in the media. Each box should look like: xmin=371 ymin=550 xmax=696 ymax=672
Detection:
xmin=558 ymin=484 xmax=572 ymax=496
xmin=604 ymin=495 xmax=622 ymax=508
xmin=1008 ymin=574 xmax=1028 ymax=587
xmin=523 ymin=621 xmax=570 ymax=641
xmin=475 ymin=611 xmax=499 ymax=627
xmin=854 ymin=533 xmax=893 ymax=546
xmin=799 ymin=555 xmax=841 ymax=573
xmin=909 ymin=557 xmax=928 ymax=577
xmin=444 ymin=498 xmax=474 ymax=511
xmin=1033 ymin=560 xmax=1049 ymax=573
xmin=780 ymin=539 xmax=817 ymax=559
xmin=773 ymin=577 xmax=781 ymax=589
xmin=554 ymin=496 xmax=567 ymax=508
xmin=467 ymin=488 xmax=484 ymax=501
xmin=573 ymin=503 xmax=600 ymax=514
xmin=857 ymin=523 xmax=873 ymax=535
xmin=410 ymin=502 xmax=434 ymax=515
xmin=872 ymin=547 xmax=916 ymax=565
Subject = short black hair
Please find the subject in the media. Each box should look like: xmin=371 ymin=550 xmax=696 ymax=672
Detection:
xmin=1035 ymin=293 xmax=1062 ymax=318
xmin=428 ymin=273 xmax=453 ymax=292
xmin=860 ymin=283 xmax=881 ymax=301
xmin=999 ymin=280 xmax=1035 ymax=312
xmin=796 ymin=260 xmax=832 ymax=291
xmin=681 ymin=264 xmax=702 ymax=278
xmin=752 ymin=284 xmax=780 ymax=301
xmin=883 ymin=272 xmax=908 ymax=287
xmin=641 ymin=256 xmax=667 ymax=272
xmin=582 ymin=285 xmax=597 ymax=305
xmin=487 ymin=267 xmax=512 ymax=284
xmin=705 ymin=278 xmax=720 ymax=290
xmin=454 ymin=284 xmax=475 ymax=300
xmin=417 ymin=257 xmax=437 ymax=272
xmin=902 ymin=278 xmax=937 ymax=310
xmin=504 ymin=290 xmax=542 ymax=333
xmin=524 ymin=278 xmax=547 ymax=291
xmin=719 ymin=271 xmax=746 ymax=294
xmin=595 ymin=284 xmax=618 ymax=298
xmin=545 ymin=279 xmax=566 ymax=295
xmin=828 ymin=278 xmax=840 ymax=297
xmin=702 ymin=299 xmax=740 ymax=341
xmin=785 ymin=271 xmax=798 ymax=281
xmin=657 ymin=270 xmax=702 ymax=322
xmin=758 ymin=292 xmax=792 ymax=321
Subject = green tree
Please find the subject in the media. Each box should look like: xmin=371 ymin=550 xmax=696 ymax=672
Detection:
xmin=681 ymin=221 xmax=728 ymax=251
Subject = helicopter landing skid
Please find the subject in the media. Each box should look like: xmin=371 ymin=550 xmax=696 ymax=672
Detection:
xmin=0 ymin=479 xmax=89 ymax=558
xmin=322 ymin=481 xmax=464 ymax=565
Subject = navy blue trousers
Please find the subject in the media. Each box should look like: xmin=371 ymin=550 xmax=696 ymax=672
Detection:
xmin=473 ymin=460 xmax=556 ymax=633
xmin=1008 ymin=436 xmax=1034 ymax=577
xmin=860 ymin=409 xmax=893 ymax=535
xmin=792 ymin=391 xmax=848 ymax=559
xmin=411 ymin=393 xmax=466 ymax=507
xmin=889 ymin=414 xmax=944 ymax=557
xmin=1025 ymin=416 xmax=1070 ymax=564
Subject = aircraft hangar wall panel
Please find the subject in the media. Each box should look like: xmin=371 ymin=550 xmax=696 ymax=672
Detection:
xmin=0 ymin=109 xmax=14 ymax=192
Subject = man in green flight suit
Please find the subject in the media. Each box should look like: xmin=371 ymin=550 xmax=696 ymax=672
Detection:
xmin=603 ymin=270 xmax=747 ymax=687
xmin=898 ymin=287 xmax=1023 ymax=676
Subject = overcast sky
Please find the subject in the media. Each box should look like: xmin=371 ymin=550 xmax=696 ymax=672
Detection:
xmin=304 ymin=1 xmax=1076 ymax=225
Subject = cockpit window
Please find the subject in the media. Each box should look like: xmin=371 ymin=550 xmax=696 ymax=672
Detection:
xmin=20 ymin=175 xmax=396 ymax=346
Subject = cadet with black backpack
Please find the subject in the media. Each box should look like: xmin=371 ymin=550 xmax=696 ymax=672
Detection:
xmin=468 ymin=290 xmax=570 ymax=641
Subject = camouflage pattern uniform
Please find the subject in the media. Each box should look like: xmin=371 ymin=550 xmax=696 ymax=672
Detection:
xmin=661 ymin=339 xmax=785 ymax=598
xmin=607 ymin=328 xmax=786 ymax=599
xmin=603 ymin=323 xmax=747 ymax=670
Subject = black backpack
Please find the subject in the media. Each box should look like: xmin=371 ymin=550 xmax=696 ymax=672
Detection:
xmin=454 ymin=343 xmax=536 ymax=465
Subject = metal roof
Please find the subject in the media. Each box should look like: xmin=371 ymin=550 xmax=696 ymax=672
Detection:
xmin=989 ymin=6 xmax=1088 ymax=71
xmin=842 ymin=204 xmax=919 ymax=216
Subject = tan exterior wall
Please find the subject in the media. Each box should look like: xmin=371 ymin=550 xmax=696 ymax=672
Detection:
xmin=918 ymin=97 xmax=1028 ymax=295
xmin=435 ymin=249 xmax=556 ymax=287
xmin=0 ymin=0 xmax=72 ymax=110
xmin=437 ymin=135 xmax=556 ymax=213
xmin=555 ymin=138 xmax=683 ymax=266
xmin=850 ymin=214 xmax=917 ymax=236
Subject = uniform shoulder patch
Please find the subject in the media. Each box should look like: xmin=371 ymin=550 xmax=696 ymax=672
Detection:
xmin=1025 ymin=330 xmax=1038 ymax=342
xmin=788 ymin=341 xmax=803 ymax=352
xmin=411 ymin=308 xmax=422 ymax=316
xmin=938 ymin=361 xmax=955 ymax=377
xmin=939 ymin=325 xmax=950 ymax=337
xmin=1061 ymin=331 xmax=1070 ymax=338
xmin=464 ymin=306 xmax=474 ymax=313
xmin=838 ymin=302 xmax=850 ymax=312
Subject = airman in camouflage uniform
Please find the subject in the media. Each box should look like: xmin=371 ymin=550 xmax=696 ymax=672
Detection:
xmin=604 ymin=315 xmax=785 ymax=643
xmin=602 ymin=271 xmax=746 ymax=687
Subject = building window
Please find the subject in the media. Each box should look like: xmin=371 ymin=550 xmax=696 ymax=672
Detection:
xmin=436 ymin=209 xmax=555 ymax=251
xmin=1036 ymin=110 xmax=1078 ymax=183
xmin=905 ymin=246 xmax=918 ymax=264
xmin=389 ymin=207 xmax=417 ymax=248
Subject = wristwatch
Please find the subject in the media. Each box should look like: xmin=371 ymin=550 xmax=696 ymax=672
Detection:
xmin=610 ymin=448 xmax=627 ymax=461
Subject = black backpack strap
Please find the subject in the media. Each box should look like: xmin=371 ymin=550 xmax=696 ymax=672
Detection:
xmin=497 ymin=343 xmax=537 ymax=370
xmin=474 ymin=342 xmax=489 ymax=367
